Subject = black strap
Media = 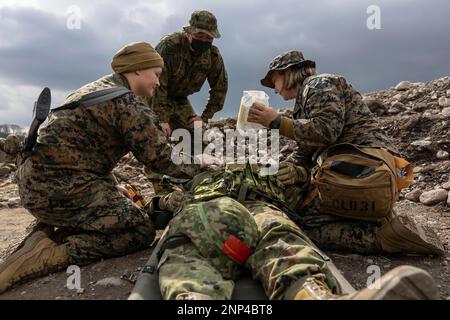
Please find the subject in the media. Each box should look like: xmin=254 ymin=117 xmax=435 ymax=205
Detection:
xmin=52 ymin=86 xmax=131 ymax=112
xmin=140 ymin=233 xmax=190 ymax=277
xmin=156 ymin=234 xmax=191 ymax=261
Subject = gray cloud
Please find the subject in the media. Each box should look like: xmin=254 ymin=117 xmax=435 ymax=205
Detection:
xmin=0 ymin=0 xmax=449 ymax=127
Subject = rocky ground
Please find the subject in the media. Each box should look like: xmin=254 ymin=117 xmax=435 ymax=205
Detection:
xmin=0 ymin=76 xmax=449 ymax=300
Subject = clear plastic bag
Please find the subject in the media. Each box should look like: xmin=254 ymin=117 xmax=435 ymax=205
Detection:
xmin=236 ymin=90 xmax=269 ymax=130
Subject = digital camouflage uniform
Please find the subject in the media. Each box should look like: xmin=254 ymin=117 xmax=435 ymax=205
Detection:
xmin=15 ymin=73 xmax=198 ymax=265
xmin=262 ymin=51 xmax=398 ymax=254
xmin=150 ymin=22 xmax=228 ymax=127
xmin=158 ymin=166 xmax=341 ymax=300
xmin=153 ymin=10 xmax=228 ymax=129
xmin=146 ymin=11 xmax=228 ymax=190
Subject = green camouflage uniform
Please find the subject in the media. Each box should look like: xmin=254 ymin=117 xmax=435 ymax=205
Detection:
xmin=150 ymin=29 xmax=228 ymax=127
xmin=145 ymin=11 xmax=228 ymax=189
xmin=262 ymin=51 xmax=397 ymax=254
xmin=15 ymin=73 xmax=198 ymax=265
xmin=158 ymin=166 xmax=341 ymax=300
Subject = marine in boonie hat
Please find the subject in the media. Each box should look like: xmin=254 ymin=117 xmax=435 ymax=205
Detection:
xmin=261 ymin=50 xmax=316 ymax=88
xmin=183 ymin=10 xmax=221 ymax=39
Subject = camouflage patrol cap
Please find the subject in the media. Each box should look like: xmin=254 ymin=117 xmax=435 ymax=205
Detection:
xmin=183 ymin=10 xmax=221 ymax=39
xmin=260 ymin=50 xmax=316 ymax=88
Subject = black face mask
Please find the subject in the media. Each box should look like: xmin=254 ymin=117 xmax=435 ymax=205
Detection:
xmin=191 ymin=38 xmax=212 ymax=54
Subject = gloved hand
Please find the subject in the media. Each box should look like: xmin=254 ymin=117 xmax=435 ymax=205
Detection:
xmin=276 ymin=162 xmax=308 ymax=186
xmin=158 ymin=189 xmax=185 ymax=213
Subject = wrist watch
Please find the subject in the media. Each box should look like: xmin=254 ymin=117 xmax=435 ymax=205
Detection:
xmin=269 ymin=114 xmax=282 ymax=129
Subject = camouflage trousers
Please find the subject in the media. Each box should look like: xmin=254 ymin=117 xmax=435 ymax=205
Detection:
xmin=287 ymin=185 xmax=382 ymax=255
xmin=158 ymin=197 xmax=340 ymax=300
xmin=16 ymin=159 xmax=155 ymax=265
xmin=147 ymin=97 xmax=205 ymax=195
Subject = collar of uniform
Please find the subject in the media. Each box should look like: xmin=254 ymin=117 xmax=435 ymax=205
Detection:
xmin=112 ymin=73 xmax=132 ymax=90
xmin=293 ymin=77 xmax=310 ymax=116
xmin=298 ymin=75 xmax=314 ymax=94
xmin=295 ymin=79 xmax=307 ymax=103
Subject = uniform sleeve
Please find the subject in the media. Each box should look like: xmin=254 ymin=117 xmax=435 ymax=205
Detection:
xmin=292 ymin=83 xmax=345 ymax=148
xmin=115 ymin=94 xmax=199 ymax=178
xmin=152 ymin=40 xmax=173 ymax=123
xmin=203 ymin=48 xmax=228 ymax=119
xmin=285 ymin=146 xmax=315 ymax=170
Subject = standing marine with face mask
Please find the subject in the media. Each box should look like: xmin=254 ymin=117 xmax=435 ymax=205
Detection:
xmin=145 ymin=10 xmax=228 ymax=194
xmin=149 ymin=10 xmax=228 ymax=137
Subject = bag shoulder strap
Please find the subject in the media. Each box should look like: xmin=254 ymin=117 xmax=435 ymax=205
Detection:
xmin=52 ymin=86 xmax=131 ymax=111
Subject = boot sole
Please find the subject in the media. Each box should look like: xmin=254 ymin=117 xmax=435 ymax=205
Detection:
xmin=35 ymin=88 xmax=51 ymax=122
xmin=373 ymin=266 xmax=439 ymax=300
xmin=0 ymin=231 xmax=48 ymax=274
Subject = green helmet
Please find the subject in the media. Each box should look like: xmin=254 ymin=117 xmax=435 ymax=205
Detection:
xmin=183 ymin=10 xmax=221 ymax=38
xmin=260 ymin=50 xmax=316 ymax=88
xmin=171 ymin=196 xmax=259 ymax=280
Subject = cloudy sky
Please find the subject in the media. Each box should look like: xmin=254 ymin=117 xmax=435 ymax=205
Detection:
xmin=0 ymin=0 xmax=449 ymax=127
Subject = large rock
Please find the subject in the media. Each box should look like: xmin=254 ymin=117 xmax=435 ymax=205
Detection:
xmin=395 ymin=81 xmax=412 ymax=91
xmin=412 ymin=102 xmax=427 ymax=112
xmin=392 ymin=93 xmax=404 ymax=101
xmin=443 ymin=181 xmax=450 ymax=190
xmin=364 ymin=99 xmax=387 ymax=116
xmin=388 ymin=101 xmax=406 ymax=115
xmin=441 ymin=107 xmax=450 ymax=117
xmin=437 ymin=150 xmax=449 ymax=160
xmin=405 ymin=189 xmax=423 ymax=202
xmin=419 ymin=189 xmax=449 ymax=206
xmin=439 ymin=97 xmax=450 ymax=107
xmin=411 ymin=139 xmax=432 ymax=147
